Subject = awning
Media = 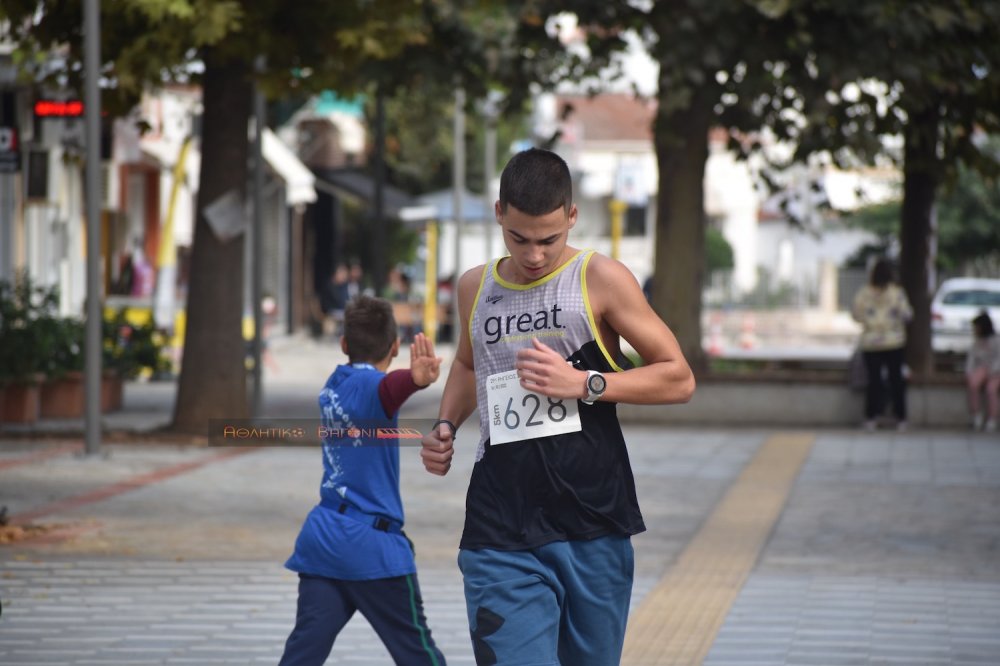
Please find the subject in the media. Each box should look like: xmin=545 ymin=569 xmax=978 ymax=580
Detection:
xmin=140 ymin=129 xmax=317 ymax=207
xmin=262 ymin=128 xmax=317 ymax=206
xmin=417 ymin=188 xmax=492 ymax=223
xmin=311 ymin=167 xmax=418 ymax=222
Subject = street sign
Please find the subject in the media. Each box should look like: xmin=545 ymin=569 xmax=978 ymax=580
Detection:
xmin=34 ymin=99 xmax=85 ymax=118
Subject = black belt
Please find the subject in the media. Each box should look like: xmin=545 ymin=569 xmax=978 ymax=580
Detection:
xmin=319 ymin=496 xmax=403 ymax=534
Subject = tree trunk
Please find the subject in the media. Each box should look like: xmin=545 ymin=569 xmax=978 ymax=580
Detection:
xmin=651 ymin=93 xmax=712 ymax=374
xmin=899 ymin=105 xmax=941 ymax=379
xmin=172 ymin=51 xmax=252 ymax=433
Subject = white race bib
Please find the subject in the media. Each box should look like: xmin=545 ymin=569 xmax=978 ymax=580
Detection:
xmin=486 ymin=370 xmax=582 ymax=445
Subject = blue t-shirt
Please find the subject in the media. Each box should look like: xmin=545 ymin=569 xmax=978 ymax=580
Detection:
xmin=285 ymin=364 xmax=415 ymax=580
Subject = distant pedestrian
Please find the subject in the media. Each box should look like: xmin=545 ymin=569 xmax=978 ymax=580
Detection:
xmin=320 ymin=264 xmax=351 ymax=339
xmin=965 ymin=311 xmax=1000 ymax=432
xmin=347 ymin=260 xmax=366 ymax=301
xmin=851 ymin=258 xmax=913 ymax=431
xmin=279 ymin=296 xmax=446 ymax=666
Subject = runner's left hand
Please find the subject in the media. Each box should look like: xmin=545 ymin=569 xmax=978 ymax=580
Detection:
xmin=515 ymin=338 xmax=586 ymax=400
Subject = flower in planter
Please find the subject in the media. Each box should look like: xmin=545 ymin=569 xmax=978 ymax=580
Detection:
xmin=102 ymin=310 xmax=171 ymax=380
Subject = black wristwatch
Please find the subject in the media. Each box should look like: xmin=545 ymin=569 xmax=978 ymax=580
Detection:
xmin=582 ymin=370 xmax=606 ymax=405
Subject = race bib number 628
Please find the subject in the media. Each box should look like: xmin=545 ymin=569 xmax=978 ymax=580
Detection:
xmin=486 ymin=370 xmax=582 ymax=445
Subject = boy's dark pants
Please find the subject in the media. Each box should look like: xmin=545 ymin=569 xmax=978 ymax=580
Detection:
xmin=279 ymin=573 xmax=446 ymax=666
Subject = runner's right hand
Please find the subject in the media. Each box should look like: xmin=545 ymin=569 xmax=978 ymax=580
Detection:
xmin=421 ymin=423 xmax=454 ymax=476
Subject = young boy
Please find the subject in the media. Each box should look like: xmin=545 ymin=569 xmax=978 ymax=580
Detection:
xmin=280 ymin=295 xmax=446 ymax=666
xmin=420 ymin=148 xmax=695 ymax=665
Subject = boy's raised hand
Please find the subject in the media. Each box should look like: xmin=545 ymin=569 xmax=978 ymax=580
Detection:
xmin=410 ymin=332 xmax=442 ymax=388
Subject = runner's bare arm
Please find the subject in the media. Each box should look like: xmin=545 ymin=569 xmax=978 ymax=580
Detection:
xmin=515 ymin=254 xmax=694 ymax=405
xmin=589 ymin=254 xmax=694 ymax=404
xmin=420 ymin=267 xmax=483 ymax=475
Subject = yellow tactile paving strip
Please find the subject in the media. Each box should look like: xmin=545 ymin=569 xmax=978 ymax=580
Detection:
xmin=622 ymin=432 xmax=815 ymax=666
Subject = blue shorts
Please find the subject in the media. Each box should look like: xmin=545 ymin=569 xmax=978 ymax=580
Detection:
xmin=458 ymin=534 xmax=634 ymax=666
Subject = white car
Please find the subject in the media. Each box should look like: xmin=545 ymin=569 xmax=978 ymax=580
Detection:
xmin=931 ymin=277 xmax=1000 ymax=353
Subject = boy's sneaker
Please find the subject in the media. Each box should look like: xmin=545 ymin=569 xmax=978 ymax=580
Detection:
xmin=986 ymin=419 xmax=998 ymax=433
xmin=896 ymin=421 xmax=908 ymax=433
xmin=972 ymin=413 xmax=985 ymax=431
xmin=863 ymin=420 xmax=877 ymax=432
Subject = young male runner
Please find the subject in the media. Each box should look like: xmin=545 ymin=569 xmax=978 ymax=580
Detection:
xmin=420 ymin=148 xmax=695 ymax=664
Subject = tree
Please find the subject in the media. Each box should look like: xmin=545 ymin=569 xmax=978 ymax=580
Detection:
xmin=520 ymin=2 xmax=807 ymax=372
xmin=844 ymin=147 xmax=1000 ymax=275
xmin=2 ymin=1 xmax=439 ymax=432
xmin=788 ymin=0 xmax=1000 ymax=376
xmin=521 ymin=1 xmax=1000 ymax=377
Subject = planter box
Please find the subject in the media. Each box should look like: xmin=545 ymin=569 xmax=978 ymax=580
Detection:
xmin=102 ymin=373 xmax=125 ymax=413
xmin=0 ymin=381 xmax=42 ymax=424
xmin=40 ymin=372 xmax=85 ymax=419
xmin=36 ymin=372 xmax=125 ymax=419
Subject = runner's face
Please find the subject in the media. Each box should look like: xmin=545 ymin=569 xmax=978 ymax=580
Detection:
xmin=496 ymin=202 xmax=577 ymax=283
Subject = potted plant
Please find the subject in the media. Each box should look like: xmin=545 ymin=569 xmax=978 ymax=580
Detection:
xmin=0 ymin=273 xmax=60 ymax=424
xmin=38 ymin=317 xmax=87 ymax=419
xmin=101 ymin=309 xmax=171 ymax=412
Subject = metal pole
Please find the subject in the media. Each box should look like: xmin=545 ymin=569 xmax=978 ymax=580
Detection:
xmin=251 ymin=58 xmax=265 ymax=418
xmin=373 ymin=88 xmax=386 ymax=296
xmin=83 ymin=0 xmax=102 ymax=455
xmin=451 ymin=87 xmax=465 ymax=343
xmin=484 ymin=109 xmax=498 ymax=260
xmin=423 ymin=221 xmax=438 ymax=343
xmin=609 ymin=199 xmax=626 ymax=261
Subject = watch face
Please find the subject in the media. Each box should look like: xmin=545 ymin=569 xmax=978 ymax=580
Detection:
xmin=588 ymin=373 xmax=606 ymax=394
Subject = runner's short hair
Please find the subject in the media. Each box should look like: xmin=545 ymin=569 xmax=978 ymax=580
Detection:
xmin=499 ymin=148 xmax=573 ymax=216
xmin=344 ymin=295 xmax=397 ymax=363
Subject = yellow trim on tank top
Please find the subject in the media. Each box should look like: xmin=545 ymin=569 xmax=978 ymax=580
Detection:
xmin=581 ymin=251 xmax=625 ymax=373
xmin=491 ymin=250 xmax=585 ymax=291
xmin=467 ymin=263 xmax=491 ymax=343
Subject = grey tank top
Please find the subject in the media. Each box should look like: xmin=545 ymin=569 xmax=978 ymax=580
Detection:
xmin=461 ymin=249 xmax=644 ymax=550
xmin=469 ymin=250 xmax=623 ymax=461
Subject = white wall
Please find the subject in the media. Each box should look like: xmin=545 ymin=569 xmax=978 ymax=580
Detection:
xmin=757 ymin=219 xmax=878 ymax=296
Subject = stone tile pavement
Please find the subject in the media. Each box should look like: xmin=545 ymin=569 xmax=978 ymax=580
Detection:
xmin=1 ymin=422 xmax=999 ymax=665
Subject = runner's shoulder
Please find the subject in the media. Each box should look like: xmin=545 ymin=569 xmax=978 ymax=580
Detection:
xmin=458 ymin=265 xmax=488 ymax=297
xmin=584 ymin=252 xmax=642 ymax=290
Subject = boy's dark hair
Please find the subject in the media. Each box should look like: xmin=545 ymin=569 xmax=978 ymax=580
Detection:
xmin=343 ymin=295 xmax=397 ymax=363
xmin=499 ymin=148 xmax=573 ymax=216
xmin=870 ymin=258 xmax=895 ymax=287
xmin=973 ymin=311 xmax=995 ymax=338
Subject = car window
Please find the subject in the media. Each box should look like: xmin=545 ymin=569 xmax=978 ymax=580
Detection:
xmin=941 ymin=289 xmax=1000 ymax=306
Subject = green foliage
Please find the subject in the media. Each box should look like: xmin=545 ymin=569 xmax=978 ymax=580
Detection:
xmin=843 ymin=147 xmax=1000 ymax=272
xmin=705 ymin=227 xmax=735 ymax=273
xmin=370 ymin=80 xmax=530 ymax=196
xmin=338 ymin=199 xmax=420 ymax=275
xmin=0 ymin=272 xmax=82 ymax=383
xmin=0 ymin=0 xmax=438 ymax=115
xmin=0 ymin=273 xmax=170 ymax=383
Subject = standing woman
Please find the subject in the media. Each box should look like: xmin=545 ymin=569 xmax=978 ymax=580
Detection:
xmin=852 ymin=258 xmax=913 ymax=431
xmin=966 ymin=311 xmax=1000 ymax=432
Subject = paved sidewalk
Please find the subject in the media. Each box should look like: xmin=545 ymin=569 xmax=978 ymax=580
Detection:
xmin=2 ymin=426 xmax=999 ymax=665
xmin=2 ymin=335 xmax=1000 ymax=664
